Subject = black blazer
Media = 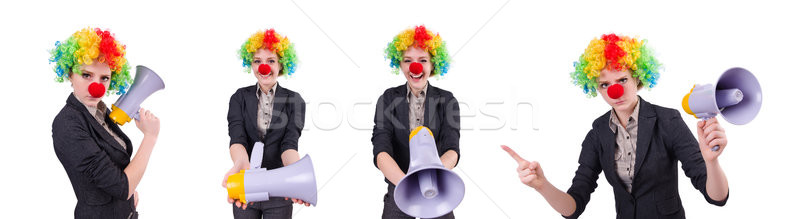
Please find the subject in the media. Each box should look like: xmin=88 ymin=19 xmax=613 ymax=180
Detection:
xmin=52 ymin=94 xmax=136 ymax=219
xmin=371 ymin=83 xmax=461 ymax=184
xmin=565 ymin=97 xmax=727 ymax=219
xmin=227 ymin=83 xmax=305 ymax=171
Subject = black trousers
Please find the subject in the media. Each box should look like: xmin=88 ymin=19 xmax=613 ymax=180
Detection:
xmin=382 ymin=185 xmax=455 ymax=219
xmin=232 ymin=199 xmax=293 ymax=219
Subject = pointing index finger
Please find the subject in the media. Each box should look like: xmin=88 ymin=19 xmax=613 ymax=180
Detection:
xmin=501 ymin=145 xmax=526 ymax=164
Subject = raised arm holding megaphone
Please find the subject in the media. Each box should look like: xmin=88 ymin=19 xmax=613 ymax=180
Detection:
xmin=109 ymin=65 xmax=165 ymax=125
xmin=681 ymin=67 xmax=762 ymax=151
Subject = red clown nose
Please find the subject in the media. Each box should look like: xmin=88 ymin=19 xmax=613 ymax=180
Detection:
xmin=258 ymin=64 xmax=271 ymax=75
xmin=409 ymin=62 xmax=423 ymax=74
xmin=88 ymin=82 xmax=105 ymax=98
xmin=607 ymin=84 xmax=624 ymax=99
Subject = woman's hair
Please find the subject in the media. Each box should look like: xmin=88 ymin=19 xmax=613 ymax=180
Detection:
xmin=238 ymin=29 xmax=297 ymax=76
xmin=385 ymin=25 xmax=450 ymax=77
xmin=571 ymin=33 xmax=661 ymax=97
xmin=49 ymin=27 xmax=132 ymax=95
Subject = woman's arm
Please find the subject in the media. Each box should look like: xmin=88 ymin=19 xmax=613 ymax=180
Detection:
xmin=223 ymin=89 xmax=251 ymax=187
xmin=279 ymin=93 xmax=305 ymax=158
xmin=377 ymin=152 xmax=406 ymax=186
xmin=502 ymin=146 xmax=577 ymax=217
xmin=538 ymin=181 xmax=577 ymax=216
xmin=53 ymin=112 xmax=133 ymax=201
xmin=697 ymin=118 xmax=729 ymax=201
xmin=705 ymin=159 xmax=728 ymax=201
xmin=671 ymin=113 xmax=729 ymax=205
xmin=228 ymin=143 xmax=250 ymax=170
xmin=439 ymin=95 xmax=461 ymax=169
xmin=223 ymin=90 xmax=252 ymax=209
xmin=502 ymin=128 xmax=602 ymax=218
xmin=280 ymin=149 xmax=300 ymax=167
xmin=372 ymin=92 xmax=404 ymax=185
xmin=124 ymin=108 xmax=160 ymax=199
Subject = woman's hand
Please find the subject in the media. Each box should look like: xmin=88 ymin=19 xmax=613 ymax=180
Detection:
xmin=231 ymin=198 xmax=251 ymax=210
xmin=502 ymin=145 xmax=548 ymax=190
xmin=134 ymin=108 xmax=160 ymax=138
xmin=223 ymin=161 xmax=250 ymax=209
xmin=697 ymin=117 xmax=728 ymax=162
xmin=285 ymin=197 xmax=312 ymax=207
xmin=439 ymin=150 xmax=459 ymax=170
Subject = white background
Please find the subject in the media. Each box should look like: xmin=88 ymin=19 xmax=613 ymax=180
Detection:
xmin=1 ymin=0 xmax=798 ymax=218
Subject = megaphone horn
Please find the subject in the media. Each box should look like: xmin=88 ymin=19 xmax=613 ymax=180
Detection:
xmin=394 ymin=126 xmax=465 ymax=218
xmin=109 ymin=65 xmax=165 ymax=125
xmin=681 ymin=67 xmax=762 ymax=151
xmin=227 ymin=155 xmax=318 ymax=206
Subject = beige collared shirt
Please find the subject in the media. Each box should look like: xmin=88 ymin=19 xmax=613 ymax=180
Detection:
xmin=256 ymin=83 xmax=278 ymax=138
xmin=76 ymin=94 xmax=127 ymax=150
xmin=609 ymin=99 xmax=641 ymax=193
xmin=407 ymin=83 xmax=428 ymax=132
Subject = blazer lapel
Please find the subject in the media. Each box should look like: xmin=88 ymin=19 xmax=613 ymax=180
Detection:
xmin=245 ymin=85 xmax=260 ymax=141
xmin=68 ymin=94 xmax=128 ymax=155
xmin=397 ymin=85 xmax=410 ymax=143
xmin=633 ymin=97 xmax=656 ymax=181
xmin=597 ymin=111 xmax=622 ymax=187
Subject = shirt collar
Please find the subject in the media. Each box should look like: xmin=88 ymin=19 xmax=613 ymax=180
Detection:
xmin=609 ymin=97 xmax=641 ymax=133
xmin=256 ymin=82 xmax=278 ymax=98
xmin=406 ymin=82 xmax=428 ymax=100
xmin=74 ymin=93 xmax=107 ymax=118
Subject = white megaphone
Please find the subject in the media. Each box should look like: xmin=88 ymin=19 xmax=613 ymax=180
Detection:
xmin=226 ymin=143 xmax=318 ymax=206
xmin=681 ymin=67 xmax=762 ymax=151
xmin=394 ymin=126 xmax=465 ymax=218
xmin=109 ymin=65 xmax=165 ymax=125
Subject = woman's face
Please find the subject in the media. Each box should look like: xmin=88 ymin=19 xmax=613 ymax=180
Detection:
xmin=597 ymin=67 xmax=640 ymax=113
xmin=401 ymin=46 xmax=432 ymax=92
xmin=69 ymin=60 xmax=112 ymax=108
xmin=251 ymin=48 xmax=281 ymax=89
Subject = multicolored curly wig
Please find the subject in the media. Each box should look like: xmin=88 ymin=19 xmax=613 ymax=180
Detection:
xmin=571 ymin=33 xmax=661 ymax=97
xmin=238 ymin=29 xmax=298 ymax=76
xmin=385 ymin=25 xmax=451 ymax=77
xmin=49 ymin=27 xmax=132 ymax=95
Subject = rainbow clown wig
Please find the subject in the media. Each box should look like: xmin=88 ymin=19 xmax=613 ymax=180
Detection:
xmin=385 ymin=25 xmax=451 ymax=77
xmin=571 ymin=33 xmax=661 ymax=97
xmin=238 ymin=29 xmax=298 ymax=76
xmin=49 ymin=27 xmax=132 ymax=95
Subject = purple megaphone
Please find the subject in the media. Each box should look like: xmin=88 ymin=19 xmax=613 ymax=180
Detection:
xmin=109 ymin=65 xmax=165 ymax=125
xmin=227 ymin=142 xmax=318 ymax=206
xmin=394 ymin=126 xmax=465 ymax=218
xmin=681 ymin=67 xmax=763 ymax=151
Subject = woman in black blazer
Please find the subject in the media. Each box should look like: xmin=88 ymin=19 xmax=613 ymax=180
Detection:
xmin=503 ymin=34 xmax=729 ymax=219
xmin=221 ymin=28 xmax=309 ymax=219
xmin=372 ymin=25 xmax=461 ymax=219
xmin=50 ymin=28 xmax=160 ymax=219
